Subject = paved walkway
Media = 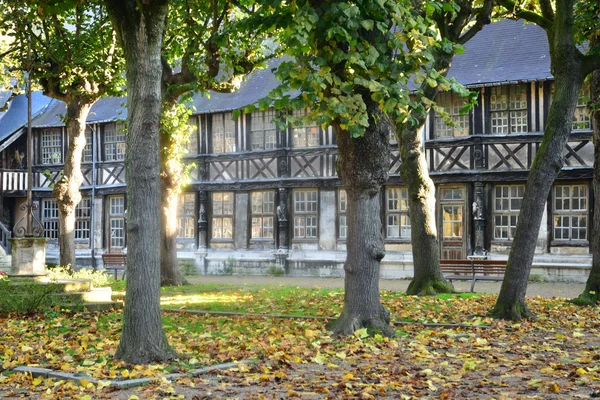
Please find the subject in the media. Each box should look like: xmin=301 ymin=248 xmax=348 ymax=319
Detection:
xmin=187 ymin=275 xmax=587 ymax=299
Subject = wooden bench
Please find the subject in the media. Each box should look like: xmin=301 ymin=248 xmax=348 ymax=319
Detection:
xmin=102 ymin=253 xmax=127 ymax=280
xmin=440 ymin=259 xmax=507 ymax=292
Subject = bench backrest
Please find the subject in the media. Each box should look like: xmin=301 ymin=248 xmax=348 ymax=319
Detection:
xmin=439 ymin=259 xmax=473 ymax=274
xmin=472 ymin=259 xmax=506 ymax=275
xmin=102 ymin=254 xmax=127 ymax=266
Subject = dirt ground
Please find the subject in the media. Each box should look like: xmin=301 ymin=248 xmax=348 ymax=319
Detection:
xmin=187 ymin=275 xmax=586 ymax=299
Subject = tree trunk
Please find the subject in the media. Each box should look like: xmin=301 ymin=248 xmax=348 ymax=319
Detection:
xmin=398 ymin=122 xmax=454 ymax=295
xmin=489 ymin=15 xmax=585 ymax=319
xmin=573 ymin=69 xmax=600 ymax=306
xmin=53 ymin=100 xmax=93 ymax=269
xmin=330 ymin=99 xmax=394 ymax=337
xmin=159 ymin=99 xmax=189 ymax=286
xmin=106 ymin=0 xmax=175 ymax=364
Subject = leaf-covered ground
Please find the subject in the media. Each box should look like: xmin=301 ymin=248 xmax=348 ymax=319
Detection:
xmin=2 ymin=284 xmax=600 ymax=399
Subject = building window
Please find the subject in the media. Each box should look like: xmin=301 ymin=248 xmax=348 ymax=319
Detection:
xmin=75 ymin=198 xmax=92 ymax=242
xmin=434 ymin=92 xmax=469 ymax=138
xmin=40 ymin=128 xmax=62 ymax=165
xmin=42 ymin=199 xmax=59 ymax=240
xmin=251 ymin=191 xmax=275 ymax=239
xmin=291 ymin=109 xmax=319 ymax=148
xmin=212 ymin=192 xmax=234 ymax=239
xmin=185 ymin=116 xmax=199 ymax=155
xmin=573 ymin=84 xmax=591 ymax=130
xmin=553 ymin=184 xmax=588 ymax=241
xmin=250 ymin=110 xmax=277 ymax=150
xmin=493 ymin=185 xmax=524 ymax=240
xmin=386 ymin=187 xmax=411 ymax=239
xmin=339 ymin=189 xmax=347 ymax=239
xmin=212 ymin=113 xmax=236 ymax=153
xmin=104 ymin=123 xmax=126 ymax=161
xmin=293 ymin=189 xmax=318 ymax=239
xmin=83 ymin=127 xmax=93 ymax=163
xmin=177 ymin=193 xmax=196 ymax=239
xmin=108 ymin=196 xmax=125 ymax=249
xmin=490 ymin=85 xmax=528 ymax=134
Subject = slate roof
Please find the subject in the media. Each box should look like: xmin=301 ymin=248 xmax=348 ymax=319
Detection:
xmin=450 ymin=19 xmax=551 ymax=86
xmin=0 ymin=19 xmax=553 ymax=135
xmin=0 ymin=92 xmax=54 ymax=143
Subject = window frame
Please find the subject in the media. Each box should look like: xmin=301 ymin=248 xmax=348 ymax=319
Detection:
xmin=211 ymin=113 xmax=236 ymax=154
xmin=385 ymin=187 xmax=411 ymax=240
xmin=292 ymin=189 xmax=318 ymax=240
xmin=249 ymin=110 xmax=278 ymax=151
xmin=107 ymin=195 xmax=126 ymax=250
xmin=103 ymin=122 xmax=126 ymax=162
xmin=488 ymin=84 xmax=529 ymax=134
xmin=250 ymin=190 xmax=275 ymax=240
xmin=177 ymin=192 xmax=196 ymax=240
xmin=42 ymin=198 xmax=59 ymax=240
xmin=40 ymin=128 xmax=63 ymax=165
xmin=290 ymin=109 xmax=320 ymax=148
xmin=338 ymin=189 xmax=347 ymax=240
xmin=433 ymin=92 xmax=470 ymax=139
xmin=492 ymin=184 xmax=525 ymax=241
xmin=211 ymin=192 xmax=234 ymax=240
xmin=552 ymin=184 xmax=588 ymax=243
xmin=75 ymin=197 xmax=92 ymax=244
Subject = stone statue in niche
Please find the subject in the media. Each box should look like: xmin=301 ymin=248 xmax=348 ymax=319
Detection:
xmin=277 ymin=205 xmax=287 ymax=222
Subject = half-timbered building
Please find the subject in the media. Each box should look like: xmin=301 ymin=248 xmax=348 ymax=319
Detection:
xmin=0 ymin=19 xmax=594 ymax=281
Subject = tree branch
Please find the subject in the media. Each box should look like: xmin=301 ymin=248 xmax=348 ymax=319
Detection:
xmin=496 ymin=0 xmax=553 ymax=31
xmin=458 ymin=0 xmax=494 ymax=45
xmin=539 ymin=0 xmax=555 ymax=21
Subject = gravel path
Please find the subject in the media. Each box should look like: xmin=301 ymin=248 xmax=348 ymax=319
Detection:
xmin=187 ymin=275 xmax=586 ymax=299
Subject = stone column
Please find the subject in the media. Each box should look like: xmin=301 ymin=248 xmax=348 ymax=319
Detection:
xmin=196 ymin=190 xmax=209 ymax=274
xmin=234 ymin=192 xmax=249 ymax=250
xmin=9 ymin=237 xmax=49 ymax=276
xmin=472 ymin=138 xmax=486 ymax=256
xmin=319 ymin=188 xmax=336 ymax=250
xmin=276 ymin=188 xmax=290 ymax=251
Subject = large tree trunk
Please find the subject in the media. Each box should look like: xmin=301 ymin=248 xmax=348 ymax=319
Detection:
xmin=330 ymin=99 xmax=394 ymax=337
xmin=489 ymin=3 xmax=585 ymax=320
xmin=573 ymin=69 xmax=600 ymax=306
xmin=159 ymin=106 xmax=189 ymax=286
xmin=398 ymin=123 xmax=454 ymax=295
xmin=105 ymin=0 xmax=175 ymax=364
xmin=53 ymin=100 xmax=93 ymax=269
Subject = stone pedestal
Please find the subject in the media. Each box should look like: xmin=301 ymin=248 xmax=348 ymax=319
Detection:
xmin=9 ymin=237 xmax=49 ymax=276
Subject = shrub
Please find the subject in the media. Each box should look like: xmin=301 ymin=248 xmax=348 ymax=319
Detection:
xmin=266 ymin=263 xmax=285 ymax=277
xmin=0 ymin=278 xmax=61 ymax=315
xmin=46 ymin=265 xmax=112 ymax=288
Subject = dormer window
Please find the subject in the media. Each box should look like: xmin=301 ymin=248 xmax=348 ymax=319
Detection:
xmin=489 ymin=85 xmax=528 ymax=134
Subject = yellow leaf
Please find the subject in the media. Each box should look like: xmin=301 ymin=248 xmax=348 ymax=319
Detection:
xmin=576 ymin=368 xmax=586 ymax=376
xmin=21 ymin=345 xmax=34 ymax=352
xmin=97 ymin=380 xmax=112 ymax=390
xmin=82 ymin=359 xmax=95 ymax=366
xmin=336 ymin=352 xmax=346 ymax=360
xmin=549 ymin=383 xmax=560 ymax=394
xmin=128 ymin=396 xmax=139 ymax=400
xmin=343 ymin=373 xmax=354 ymax=381
xmin=31 ymin=376 xmax=44 ymax=386
xmin=121 ymin=369 xmax=130 ymax=378
xmin=573 ymin=331 xmax=585 ymax=338
xmin=313 ymin=351 xmax=326 ymax=365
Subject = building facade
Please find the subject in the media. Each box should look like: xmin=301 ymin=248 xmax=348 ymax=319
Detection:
xmin=0 ymin=20 xmax=594 ymax=281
